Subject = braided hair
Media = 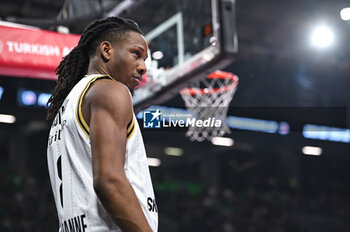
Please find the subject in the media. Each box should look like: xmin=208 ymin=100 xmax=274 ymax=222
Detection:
xmin=46 ymin=17 xmax=142 ymax=120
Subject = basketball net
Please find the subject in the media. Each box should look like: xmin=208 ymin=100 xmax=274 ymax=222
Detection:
xmin=180 ymin=70 xmax=239 ymax=142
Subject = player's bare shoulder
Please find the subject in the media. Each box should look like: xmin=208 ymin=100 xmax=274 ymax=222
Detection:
xmin=84 ymin=78 xmax=133 ymax=123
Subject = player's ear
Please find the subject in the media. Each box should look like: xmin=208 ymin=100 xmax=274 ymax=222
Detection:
xmin=99 ymin=41 xmax=112 ymax=62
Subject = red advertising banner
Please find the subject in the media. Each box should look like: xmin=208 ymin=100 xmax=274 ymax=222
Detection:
xmin=0 ymin=21 xmax=80 ymax=80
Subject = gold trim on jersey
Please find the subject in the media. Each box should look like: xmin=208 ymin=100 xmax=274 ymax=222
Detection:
xmin=76 ymin=74 xmax=135 ymax=139
xmin=127 ymin=116 xmax=136 ymax=140
xmin=76 ymin=75 xmax=114 ymax=137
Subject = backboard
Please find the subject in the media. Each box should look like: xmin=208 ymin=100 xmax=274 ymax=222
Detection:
xmin=120 ymin=0 xmax=238 ymax=112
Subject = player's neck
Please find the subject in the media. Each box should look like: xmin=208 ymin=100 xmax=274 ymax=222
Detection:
xmin=87 ymin=57 xmax=111 ymax=78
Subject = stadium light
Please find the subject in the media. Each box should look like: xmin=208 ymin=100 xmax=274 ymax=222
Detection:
xmin=340 ymin=7 xmax=350 ymax=21
xmin=0 ymin=86 xmax=4 ymax=101
xmin=20 ymin=90 xmax=37 ymax=106
xmin=311 ymin=25 xmax=334 ymax=48
xmin=164 ymin=147 xmax=183 ymax=156
xmin=303 ymin=124 xmax=350 ymax=143
xmin=147 ymin=157 xmax=161 ymax=167
xmin=0 ymin=114 xmax=16 ymax=124
xmin=211 ymin=137 xmax=234 ymax=147
xmin=302 ymin=146 xmax=322 ymax=156
xmin=38 ymin=93 xmax=51 ymax=107
xmin=152 ymin=51 xmax=163 ymax=60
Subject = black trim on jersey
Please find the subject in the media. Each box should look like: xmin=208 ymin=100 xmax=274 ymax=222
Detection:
xmin=77 ymin=75 xmax=113 ymax=136
xmin=126 ymin=116 xmax=136 ymax=139
xmin=77 ymin=111 xmax=89 ymax=136
xmin=127 ymin=119 xmax=133 ymax=129
xmin=127 ymin=123 xmax=135 ymax=138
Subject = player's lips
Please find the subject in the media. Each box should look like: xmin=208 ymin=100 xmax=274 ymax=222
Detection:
xmin=132 ymin=75 xmax=142 ymax=85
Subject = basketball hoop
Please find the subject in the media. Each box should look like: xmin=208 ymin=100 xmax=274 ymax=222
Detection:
xmin=180 ymin=70 xmax=239 ymax=142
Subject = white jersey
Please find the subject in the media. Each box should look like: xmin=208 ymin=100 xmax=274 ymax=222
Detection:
xmin=47 ymin=74 xmax=158 ymax=232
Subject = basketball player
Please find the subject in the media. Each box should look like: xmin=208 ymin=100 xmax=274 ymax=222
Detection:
xmin=46 ymin=17 xmax=158 ymax=231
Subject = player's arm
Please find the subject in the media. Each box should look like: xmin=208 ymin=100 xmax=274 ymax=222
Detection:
xmin=85 ymin=80 xmax=152 ymax=232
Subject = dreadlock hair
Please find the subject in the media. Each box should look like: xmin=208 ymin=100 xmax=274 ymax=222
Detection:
xmin=46 ymin=16 xmax=142 ymax=120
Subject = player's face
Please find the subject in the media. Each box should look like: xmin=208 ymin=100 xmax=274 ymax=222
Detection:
xmin=108 ymin=31 xmax=148 ymax=94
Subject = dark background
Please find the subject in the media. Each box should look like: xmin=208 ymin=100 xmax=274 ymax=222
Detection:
xmin=1 ymin=0 xmax=350 ymax=231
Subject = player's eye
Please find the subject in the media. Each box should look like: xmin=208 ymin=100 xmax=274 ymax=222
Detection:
xmin=133 ymin=50 xmax=141 ymax=58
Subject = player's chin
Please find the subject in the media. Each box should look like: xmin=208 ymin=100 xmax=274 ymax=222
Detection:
xmin=129 ymin=80 xmax=141 ymax=94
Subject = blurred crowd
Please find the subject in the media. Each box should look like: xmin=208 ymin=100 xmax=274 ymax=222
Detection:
xmin=0 ymin=164 xmax=57 ymax=231
xmin=157 ymin=181 xmax=350 ymax=232
xmin=1 ymin=163 xmax=350 ymax=232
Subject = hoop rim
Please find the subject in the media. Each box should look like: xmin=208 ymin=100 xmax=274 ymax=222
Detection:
xmin=180 ymin=70 xmax=239 ymax=96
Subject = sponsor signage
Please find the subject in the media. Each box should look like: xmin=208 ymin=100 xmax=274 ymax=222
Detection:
xmin=0 ymin=21 xmax=80 ymax=80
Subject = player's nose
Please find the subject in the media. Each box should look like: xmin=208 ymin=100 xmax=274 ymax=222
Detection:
xmin=137 ymin=60 xmax=147 ymax=76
